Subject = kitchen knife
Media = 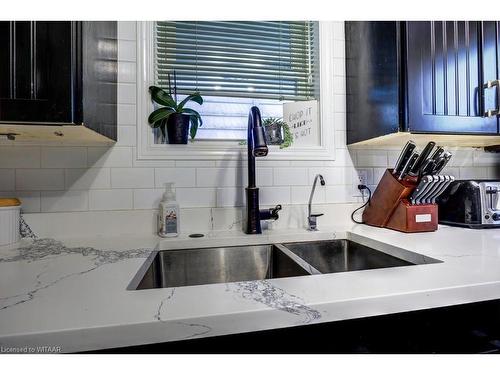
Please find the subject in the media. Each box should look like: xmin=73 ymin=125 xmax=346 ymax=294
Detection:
xmin=409 ymin=175 xmax=433 ymax=205
xmin=432 ymin=151 xmax=452 ymax=175
xmin=418 ymin=158 xmax=436 ymax=179
xmin=409 ymin=141 xmax=436 ymax=176
xmin=393 ymin=140 xmax=416 ymax=176
xmin=415 ymin=175 xmax=439 ymax=205
xmin=430 ymin=146 xmax=445 ymax=161
xmin=398 ymin=151 xmax=419 ymax=181
xmin=430 ymin=175 xmax=455 ymax=204
xmin=416 ymin=175 xmax=440 ymax=204
xmin=423 ymin=175 xmax=446 ymax=204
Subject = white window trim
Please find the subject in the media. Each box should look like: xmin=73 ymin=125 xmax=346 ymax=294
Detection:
xmin=135 ymin=21 xmax=336 ymax=161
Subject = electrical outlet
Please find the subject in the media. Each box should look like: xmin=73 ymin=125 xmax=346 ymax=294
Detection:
xmin=352 ymin=169 xmax=371 ymax=197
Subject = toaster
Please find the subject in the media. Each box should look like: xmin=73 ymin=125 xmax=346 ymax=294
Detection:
xmin=437 ymin=180 xmax=500 ymax=229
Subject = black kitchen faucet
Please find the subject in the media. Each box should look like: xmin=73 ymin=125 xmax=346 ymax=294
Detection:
xmin=245 ymin=106 xmax=282 ymax=234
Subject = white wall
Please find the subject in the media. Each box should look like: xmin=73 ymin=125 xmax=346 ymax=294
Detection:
xmin=1 ymin=21 xmax=499 ymax=217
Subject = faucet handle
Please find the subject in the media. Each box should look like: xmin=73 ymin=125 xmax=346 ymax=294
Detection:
xmin=259 ymin=204 xmax=282 ymax=221
xmin=310 ymin=213 xmax=323 ymax=218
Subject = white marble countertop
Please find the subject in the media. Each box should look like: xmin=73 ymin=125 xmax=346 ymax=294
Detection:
xmin=2 ymin=223 xmax=500 ymax=353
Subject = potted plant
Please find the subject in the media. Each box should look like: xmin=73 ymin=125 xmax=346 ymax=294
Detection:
xmin=263 ymin=117 xmax=293 ymax=149
xmin=147 ymin=74 xmax=203 ymax=144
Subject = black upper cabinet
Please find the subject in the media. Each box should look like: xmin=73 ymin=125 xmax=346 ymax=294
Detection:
xmin=407 ymin=21 xmax=498 ymax=134
xmin=0 ymin=21 xmax=117 ymax=142
xmin=0 ymin=22 xmax=74 ymax=123
xmin=345 ymin=22 xmax=403 ymax=144
xmin=346 ymin=21 xmax=500 ymax=145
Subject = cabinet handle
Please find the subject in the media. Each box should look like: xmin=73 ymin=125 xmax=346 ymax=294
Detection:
xmin=483 ymin=79 xmax=500 ymax=117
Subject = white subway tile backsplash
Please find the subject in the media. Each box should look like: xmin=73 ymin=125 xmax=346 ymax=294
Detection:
xmin=0 ymin=191 xmax=40 ymax=213
xmin=372 ymin=168 xmax=386 ymax=185
xmin=176 ymin=188 xmax=216 ymax=208
xmin=176 ymin=160 xmax=215 ymax=168
xmin=118 ymin=61 xmax=136 ymax=83
xmin=460 ymin=167 xmax=488 ymax=179
xmin=291 ymin=185 xmax=326 ymax=205
xmin=308 ymin=167 xmax=348 ymax=185
xmin=448 ymin=149 xmax=474 ymax=167
xmin=118 ymin=40 xmax=136 ymax=62
xmin=387 ymin=150 xmax=401 ymax=168
xmin=117 ymin=83 xmax=136 ymax=104
xmin=356 ymin=150 xmax=388 ymax=167
xmin=16 ymin=169 xmax=65 ymax=191
xmin=217 ymin=187 xmax=244 ymax=207
xmin=325 ymin=185 xmax=356 ymax=203
xmin=473 ymin=149 xmax=500 ymax=166
xmin=65 ymin=168 xmax=111 ymax=190
xmin=89 ymin=189 xmax=133 ymax=211
xmin=0 ymin=147 xmax=40 ymax=168
xmin=117 ymin=126 xmax=136 ymax=146
xmin=133 ymin=189 xmax=163 ymax=209
xmin=88 ymin=147 xmax=133 ymax=168
xmin=259 ymin=186 xmax=291 ymax=206
xmin=117 ymin=104 xmax=137 ymax=126
xmin=155 ymin=168 xmax=196 ymax=188
xmin=118 ymin=21 xmax=136 ymax=41
xmin=196 ymin=168 xmax=243 ymax=187
xmin=255 ymin=168 xmax=273 ymax=187
xmin=41 ymin=190 xmax=89 ymax=212
xmin=41 ymin=147 xmax=87 ymax=168
xmin=488 ymin=166 xmax=500 ymax=179
xmin=274 ymin=167 xmax=308 ymax=186
xmin=111 ymin=168 xmax=154 ymax=188
xmin=0 ymin=169 xmax=15 ymax=191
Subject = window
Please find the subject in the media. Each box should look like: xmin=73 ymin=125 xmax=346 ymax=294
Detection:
xmin=154 ymin=21 xmax=319 ymax=140
xmin=136 ymin=21 xmax=336 ymax=161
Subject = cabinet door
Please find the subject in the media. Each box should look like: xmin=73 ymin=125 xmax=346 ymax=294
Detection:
xmin=406 ymin=21 xmax=498 ymax=134
xmin=0 ymin=21 xmax=75 ymax=123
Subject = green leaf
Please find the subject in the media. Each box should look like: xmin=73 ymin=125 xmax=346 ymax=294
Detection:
xmin=149 ymin=86 xmax=177 ymax=108
xmin=159 ymin=119 xmax=167 ymax=139
xmin=189 ymin=115 xmax=199 ymax=139
xmin=178 ymin=92 xmax=203 ymax=111
xmin=148 ymin=108 xmax=175 ymax=124
xmin=182 ymin=108 xmax=203 ymax=126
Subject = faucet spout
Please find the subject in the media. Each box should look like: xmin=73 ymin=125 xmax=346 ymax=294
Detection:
xmin=245 ymin=106 xmax=270 ymax=234
xmin=308 ymin=174 xmax=325 ymax=231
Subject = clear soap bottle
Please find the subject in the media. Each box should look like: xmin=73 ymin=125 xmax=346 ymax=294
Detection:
xmin=158 ymin=183 xmax=180 ymax=238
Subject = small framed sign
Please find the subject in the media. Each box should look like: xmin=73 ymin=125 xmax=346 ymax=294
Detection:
xmin=283 ymin=100 xmax=319 ymax=147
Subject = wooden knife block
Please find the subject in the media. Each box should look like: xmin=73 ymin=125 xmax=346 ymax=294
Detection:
xmin=362 ymin=169 xmax=438 ymax=233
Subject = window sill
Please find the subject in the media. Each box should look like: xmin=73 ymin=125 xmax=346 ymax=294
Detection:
xmin=136 ymin=139 xmax=335 ymax=161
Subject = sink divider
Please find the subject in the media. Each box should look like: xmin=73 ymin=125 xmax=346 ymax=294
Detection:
xmin=275 ymin=244 xmax=322 ymax=275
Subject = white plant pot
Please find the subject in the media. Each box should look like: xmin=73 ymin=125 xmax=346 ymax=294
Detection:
xmin=0 ymin=205 xmax=21 ymax=246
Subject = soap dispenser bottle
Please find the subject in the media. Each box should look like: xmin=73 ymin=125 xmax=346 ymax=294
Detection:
xmin=158 ymin=183 xmax=180 ymax=238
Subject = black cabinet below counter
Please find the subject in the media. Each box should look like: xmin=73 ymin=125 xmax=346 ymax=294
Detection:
xmin=346 ymin=21 xmax=500 ymax=149
xmin=0 ymin=21 xmax=117 ymax=144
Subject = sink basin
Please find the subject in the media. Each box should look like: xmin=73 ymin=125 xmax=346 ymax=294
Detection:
xmin=129 ymin=239 xmax=441 ymax=290
xmin=281 ymin=239 xmax=423 ymax=274
xmin=131 ymin=244 xmax=312 ymax=290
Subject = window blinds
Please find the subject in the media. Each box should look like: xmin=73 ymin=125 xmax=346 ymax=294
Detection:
xmin=155 ymin=21 xmax=317 ymax=101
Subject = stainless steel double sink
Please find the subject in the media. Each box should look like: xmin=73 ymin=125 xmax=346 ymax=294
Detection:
xmin=129 ymin=239 xmax=441 ymax=290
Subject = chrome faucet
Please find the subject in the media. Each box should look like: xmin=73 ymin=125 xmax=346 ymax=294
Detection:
xmin=308 ymin=174 xmax=325 ymax=231
xmin=245 ymin=106 xmax=282 ymax=234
